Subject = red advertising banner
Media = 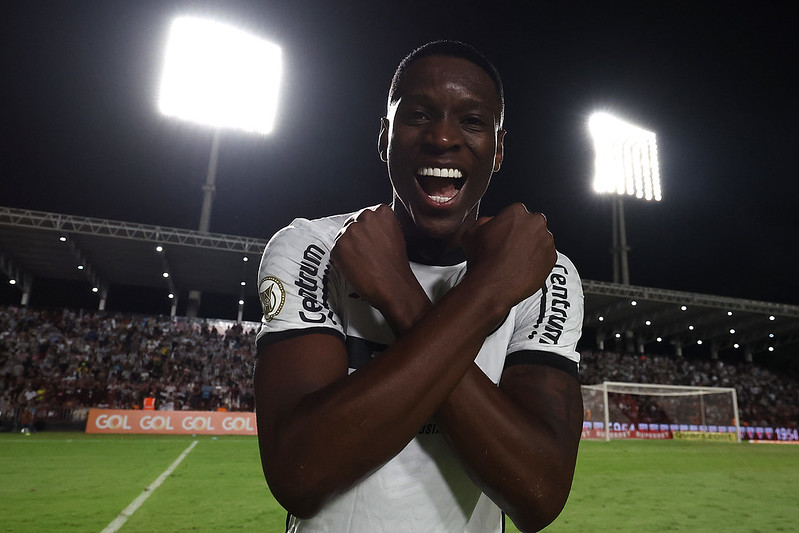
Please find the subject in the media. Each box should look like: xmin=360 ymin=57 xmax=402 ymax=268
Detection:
xmin=85 ymin=409 xmax=257 ymax=436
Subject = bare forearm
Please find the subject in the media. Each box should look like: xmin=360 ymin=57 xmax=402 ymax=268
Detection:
xmin=437 ymin=365 xmax=583 ymax=532
xmin=259 ymin=275 xmax=509 ymax=516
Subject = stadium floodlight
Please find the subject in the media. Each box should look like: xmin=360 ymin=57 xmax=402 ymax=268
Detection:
xmin=158 ymin=16 xmax=282 ymax=134
xmin=588 ymin=112 xmax=661 ymax=201
xmin=588 ymin=111 xmax=662 ymax=285
xmin=157 ymin=15 xmax=282 ymax=234
xmin=157 ymin=16 xmax=281 ymax=318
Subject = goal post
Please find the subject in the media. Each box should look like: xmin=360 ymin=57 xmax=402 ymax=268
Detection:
xmin=582 ymin=381 xmax=741 ymax=442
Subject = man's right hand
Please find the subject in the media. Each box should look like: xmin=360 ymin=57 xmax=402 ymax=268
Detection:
xmin=331 ymin=204 xmax=430 ymax=332
xmin=461 ymin=203 xmax=556 ymax=309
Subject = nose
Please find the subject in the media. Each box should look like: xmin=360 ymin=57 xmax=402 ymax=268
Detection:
xmin=422 ymin=117 xmax=461 ymax=153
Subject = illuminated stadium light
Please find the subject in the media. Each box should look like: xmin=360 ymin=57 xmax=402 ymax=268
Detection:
xmin=769 ymin=315 xmax=776 ymax=321
xmin=645 ymin=320 xmax=651 ymax=326
xmin=697 ymin=340 xmax=703 ymax=345
xmin=588 ymin=112 xmax=661 ymax=201
xmin=730 ymin=329 xmax=736 ymax=334
xmin=59 ymin=236 xmax=67 ymax=242
xmin=630 ymin=300 xmax=637 ymax=306
xmin=681 ymin=306 xmax=688 ymax=311
xmin=156 ymin=245 xmax=164 ymax=253
xmin=589 ymin=111 xmax=661 ymax=286
xmin=158 ymin=16 xmax=282 ymax=135
xmin=9 ymin=279 xmax=16 ymax=285
xmin=240 ymin=281 xmax=246 ymax=286
xmin=768 ymin=347 xmax=775 ymax=352
xmin=91 ymin=287 xmax=99 ymax=293
xmin=242 ymin=256 xmax=249 ymax=262
xmin=688 ymin=325 xmax=695 ymax=331
xmin=158 ymin=16 xmax=281 ymax=318
xmin=77 ymin=265 xmax=84 ymax=270
xmin=162 ymin=272 xmax=170 ymax=278
xmin=238 ymin=299 xmax=245 ymax=305
xmin=168 ymin=293 xmax=175 ymax=299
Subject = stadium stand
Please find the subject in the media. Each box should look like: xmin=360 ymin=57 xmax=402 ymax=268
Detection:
xmin=580 ymin=350 xmax=798 ymax=430
xmin=0 ymin=305 xmax=256 ymax=431
xmin=1 ymin=304 xmax=796 ymax=433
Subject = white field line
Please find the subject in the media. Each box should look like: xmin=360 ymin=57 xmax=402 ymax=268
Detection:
xmin=101 ymin=440 xmax=198 ymax=533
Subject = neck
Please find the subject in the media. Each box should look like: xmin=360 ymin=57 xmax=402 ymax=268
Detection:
xmin=391 ymin=200 xmax=473 ymax=266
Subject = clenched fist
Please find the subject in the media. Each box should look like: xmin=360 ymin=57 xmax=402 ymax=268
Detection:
xmin=331 ymin=205 xmax=425 ymax=320
xmin=461 ymin=203 xmax=556 ymax=309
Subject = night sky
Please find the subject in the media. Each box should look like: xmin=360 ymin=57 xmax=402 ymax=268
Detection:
xmin=2 ymin=1 xmax=797 ymax=316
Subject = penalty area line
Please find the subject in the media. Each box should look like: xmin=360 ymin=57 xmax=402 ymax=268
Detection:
xmin=101 ymin=440 xmax=198 ymax=533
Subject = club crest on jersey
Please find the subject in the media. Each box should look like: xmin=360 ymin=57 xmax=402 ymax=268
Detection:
xmin=259 ymin=276 xmax=286 ymax=321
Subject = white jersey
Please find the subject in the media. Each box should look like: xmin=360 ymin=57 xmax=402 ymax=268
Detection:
xmin=256 ymin=209 xmax=584 ymax=533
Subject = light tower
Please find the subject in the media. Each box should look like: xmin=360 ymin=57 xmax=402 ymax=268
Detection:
xmin=588 ymin=111 xmax=661 ymax=285
xmin=158 ymin=16 xmax=282 ymax=317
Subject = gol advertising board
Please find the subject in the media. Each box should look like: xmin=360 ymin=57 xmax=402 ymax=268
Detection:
xmin=85 ymin=409 xmax=257 ymax=435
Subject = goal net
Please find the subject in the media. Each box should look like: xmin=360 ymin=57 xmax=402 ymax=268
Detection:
xmin=581 ymin=381 xmax=741 ymax=442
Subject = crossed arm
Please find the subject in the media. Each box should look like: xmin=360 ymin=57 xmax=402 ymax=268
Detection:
xmin=254 ymin=204 xmax=583 ymax=531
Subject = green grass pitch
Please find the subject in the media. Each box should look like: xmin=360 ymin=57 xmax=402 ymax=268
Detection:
xmin=2 ymin=433 xmax=797 ymax=532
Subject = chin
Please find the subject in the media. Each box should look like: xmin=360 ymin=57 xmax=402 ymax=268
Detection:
xmin=410 ymin=210 xmax=467 ymax=243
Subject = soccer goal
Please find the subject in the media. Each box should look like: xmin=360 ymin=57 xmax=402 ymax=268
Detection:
xmin=581 ymin=381 xmax=741 ymax=442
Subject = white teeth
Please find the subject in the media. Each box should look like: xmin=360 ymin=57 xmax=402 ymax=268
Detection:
xmin=428 ymin=195 xmax=453 ymax=204
xmin=418 ymin=167 xmax=462 ymax=179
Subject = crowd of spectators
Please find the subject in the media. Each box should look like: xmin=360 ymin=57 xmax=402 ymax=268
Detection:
xmin=580 ymin=350 xmax=798 ymax=429
xmin=0 ymin=305 xmax=256 ymax=426
xmin=1 ymin=305 xmax=797 ymax=430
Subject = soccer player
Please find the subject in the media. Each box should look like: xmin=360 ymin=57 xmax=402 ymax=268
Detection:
xmin=254 ymin=40 xmax=584 ymax=532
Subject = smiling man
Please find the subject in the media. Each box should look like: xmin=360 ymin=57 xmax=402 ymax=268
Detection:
xmin=254 ymin=41 xmax=584 ymax=533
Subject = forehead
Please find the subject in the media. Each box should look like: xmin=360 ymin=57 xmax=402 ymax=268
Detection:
xmin=394 ymin=55 xmax=501 ymax=112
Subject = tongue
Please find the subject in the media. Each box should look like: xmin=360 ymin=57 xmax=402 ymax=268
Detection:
xmin=417 ymin=175 xmax=458 ymax=200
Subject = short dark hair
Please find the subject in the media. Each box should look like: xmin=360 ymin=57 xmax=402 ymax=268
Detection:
xmin=388 ymin=40 xmax=505 ymax=127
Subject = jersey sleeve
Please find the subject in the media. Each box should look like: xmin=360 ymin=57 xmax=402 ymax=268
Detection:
xmin=254 ymin=217 xmax=345 ymax=350
xmin=506 ymin=252 xmax=584 ymax=368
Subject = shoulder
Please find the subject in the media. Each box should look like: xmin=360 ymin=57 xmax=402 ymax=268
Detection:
xmin=548 ymin=251 xmax=583 ymax=299
xmin=260 ymin=210 xmax=367 ymax=271
xmin=255 ymin=212 xmax=363 ymax=344
xmin=516 ymin=250 xmax=583 ymax=307
xmin=265 ymin=211 xmax=357 ymax=253
xmin=552 ymin=252 xmax=581 ymax=282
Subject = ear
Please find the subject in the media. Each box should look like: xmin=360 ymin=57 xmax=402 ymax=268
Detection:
xmin=493 ymin=129 xmax=506 ymax=172
xmin=378 ymin=117 xmax=389 ymax=162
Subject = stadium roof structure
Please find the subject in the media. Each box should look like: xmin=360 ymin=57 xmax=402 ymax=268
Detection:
xmin=0 ymin=206 xmax=264 ymax=318
xmin=582 ymin=280 xmax=799 ymax=359
xmin=2 ymin=206 xmax=799 ymax=359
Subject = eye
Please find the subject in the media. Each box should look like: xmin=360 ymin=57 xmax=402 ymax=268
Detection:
xmin=403 ymin=109 xmax=430 ymax=124
xmin=461 ymin=115 xmax=489 ymax=131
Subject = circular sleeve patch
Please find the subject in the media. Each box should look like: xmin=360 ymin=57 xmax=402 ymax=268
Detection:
xmin=259 ymin=276 xmax=286 ymax=321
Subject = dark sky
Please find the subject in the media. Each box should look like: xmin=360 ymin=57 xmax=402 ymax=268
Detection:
xmin=2 ymin=1 xmax=797 ymax=313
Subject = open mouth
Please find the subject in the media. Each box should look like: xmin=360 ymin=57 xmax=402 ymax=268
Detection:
xmin=415 ymin=167 xmax=464 ymax=204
